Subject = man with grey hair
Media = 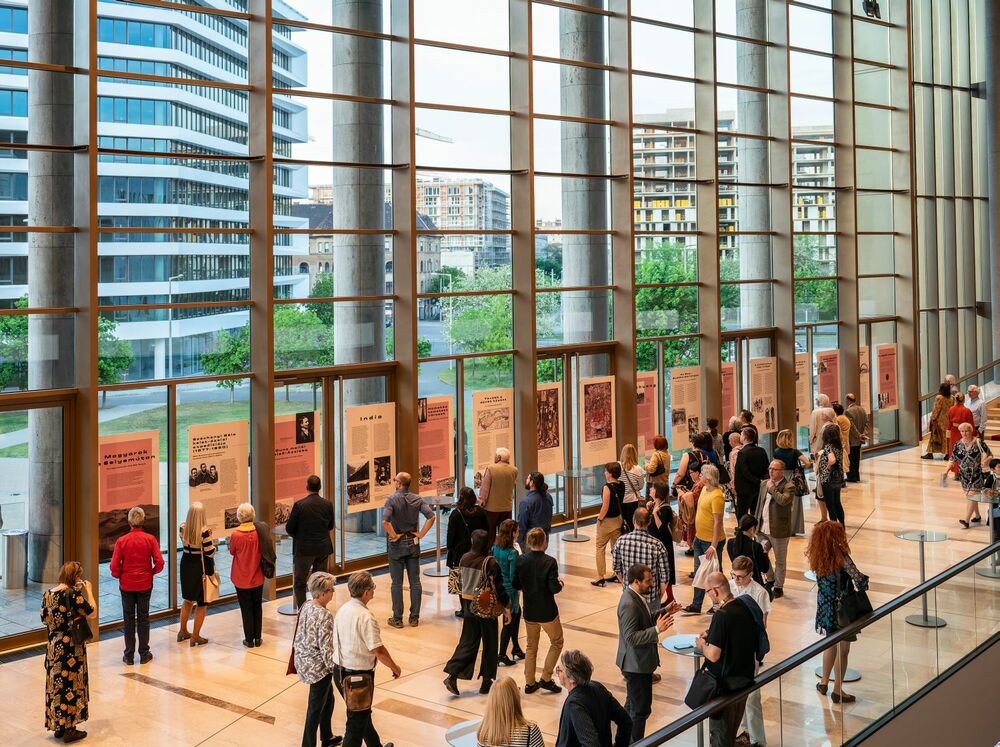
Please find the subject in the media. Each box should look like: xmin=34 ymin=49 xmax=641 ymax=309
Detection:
xmin=382 ymin=471 xmax=435 ymax=628
xmin=333 ymin=571 xmax=400 ymax=747
xmin=554 ymin=649 xmax=631 ymax=747
xmin=754 ymin=460 xmax=796 ymax=599
xmin=479 ymin=446 xmax=519 ymax=543
xmin=110 ymin=505 xmax=164 ymax=665
xmin=967 ymin=385 xmax=986 ymax=438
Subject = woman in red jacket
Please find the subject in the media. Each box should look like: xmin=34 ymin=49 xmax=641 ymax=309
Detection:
xmin=110 ymin=506 xmax=165 ymax=665
xmin=948 ymin=392 xmax=976 ymax=474
xmin=228 ymin=503 xmax=271 ymax=647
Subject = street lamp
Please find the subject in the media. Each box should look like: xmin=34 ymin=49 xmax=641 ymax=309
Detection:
xmin=167 ymin=274 xmax=183 ymax=378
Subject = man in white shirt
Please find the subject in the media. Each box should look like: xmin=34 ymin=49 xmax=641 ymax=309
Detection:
xmin=332 ymin=572 xmax=401 ymax=747
xmin=967 ymin=385 xmax=986 ymax=438
xmin=730 ymin=556 xmax=771 ymax=747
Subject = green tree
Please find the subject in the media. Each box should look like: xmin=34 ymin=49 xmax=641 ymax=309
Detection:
xmin=634 ymin=242 xmax=701 ymax=372
xmin=305 ymin=273 xmax=335 ymax=327
xmin=0 ymin=295 xmax=28 ymax=391
xmin=792 ymin=235 xmax=838 ymax=322
xmin=200 ymin=325 xmax=250 ymax=402
xmin=97 ymin=316 xmax=134 ymax=407
xmin=426 ymin=265 xmax=467 ymax=295
xmin=273 ymin=305 xmax=334 ymax=370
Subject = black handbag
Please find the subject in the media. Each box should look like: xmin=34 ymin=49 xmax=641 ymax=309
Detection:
xmin=836 ymin=567 xmax=873 ymax=627
xmin=684 ymin=663 xmax=719 ymax=709
xmin=66 ymin=589 xmax=93 ymax=646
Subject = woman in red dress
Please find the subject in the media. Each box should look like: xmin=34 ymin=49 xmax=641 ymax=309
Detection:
xmin=948 ymin=392 xmax=975 ymax=473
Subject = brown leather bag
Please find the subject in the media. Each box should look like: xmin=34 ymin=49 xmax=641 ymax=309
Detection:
xmin=342 ymin=671 xmax=375 ymax=712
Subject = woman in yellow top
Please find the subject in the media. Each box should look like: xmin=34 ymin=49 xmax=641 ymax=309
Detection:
xmin=923 ymin=383 xmax=954 ymax=459
xmin=832 ymin=402 xmax=853 ymax=478
xmin=682 ymin=464 xmax=726 ymax=614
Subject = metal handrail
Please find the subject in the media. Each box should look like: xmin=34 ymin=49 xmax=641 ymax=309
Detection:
xmin=917 ymin=357 xmax=1000 ymax=403
xmin=635 ymin=539 xmax=1000 ymax=746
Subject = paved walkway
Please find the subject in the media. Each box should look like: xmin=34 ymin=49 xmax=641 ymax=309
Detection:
xmin=0 ymin=403 xmax=162 ymax=449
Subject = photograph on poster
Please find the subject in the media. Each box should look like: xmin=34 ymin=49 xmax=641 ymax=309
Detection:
xmin=672 ymin=408 xmax=686 ymax=427
xmin=347 ymin=482 xmax=371 ymax=507
xmin=417 ymin=398 xmax=428 ymax=423
xmin=417 ymin=395 xmax=455 ymax=496
xmin=98 ymin=432 xmax=161 ymax=558
xmin=346 ymin=461 xmax=370 ymax=483
xmin=472 ymin=389 xmax=513 ymax=473
xmin=419 ymin=464 xmax=433 ymax=487
xmin=477 ymin=407 xmax=510 ymax=432
xmin=274 ymin=502 xmax=292 ymax=526
xmin=224 ymin=507 xmax=240 ymax=530
xmin=374 ymin=455 xmax=392 ymax=486
xmin=295 ymin=412 xmax=315 ymax=444
xmin=188 ymin=420 xmax=249 ymax=534
xmin=584 ymin=381 xmax=613 ymax=442
xmin=537 ymin=388 xmax=560 ymax=450
xmin=99 ymin=505 xmax=159 ymax=562
xmin=687 ymin=417 xmax=700 ymax=439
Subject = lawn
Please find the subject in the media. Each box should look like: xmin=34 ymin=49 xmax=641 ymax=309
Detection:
xmin=0 ymin=410 xmax=28 ymax=435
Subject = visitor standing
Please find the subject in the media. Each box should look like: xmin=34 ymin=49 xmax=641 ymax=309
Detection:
xmin=646 ymin=483 xmax=679 ymax=586
xmin=694 ymin=572 xmax=758 ymax=747
xmin=947 ymin=393 xmax=976 ymax=475
xmin=513 ymin=528 xmax=564 ymax=695
xmin=947 ymin=422 xmax=992 ymax=527
xmin=923 ymin=383 xmax=953 ymax=459
xmin=591 ymin=462 xmax=625 ymax=587
xmin=844 ymin=393 xmax=868 ymax=483
xmin=817 ymin=424 xmax=847 ymax=526
xmin=832 ymin=403 xmax=853 ymax=481
xmin=178 ymin=502 xmax=216 ymax=646
xmin=725 ymin=514 xmax=770 ymax=588
xmin=228 ymin=503 xmax=270 ymax=648
xmin=753 ymin=460 xmax=796 ymax=598
xmin=110 ymin=506 xmax=163 ymax=665
xmin=644 ymin=435 xmax=672 ymax=498
xmin=611 ymin=508 xmax=675 ymax=614
xmin=734 ymin=427 xmax=769 ymax=520
xmin=332 ymin=572 xmax=400 ymax=747
xmin=729 ymin=557 xmax=771 ymax=747
xmin=772 ymin=429 xmax=810 ymax=536
xmin=618 ymin=444 xmax=645 ymax=532
xmin=616 ymin=563 xmax=673 ymax=742
xmin=479 ymin=447 xmax=519 ymax=542
xmin=708 ymin=417 xmax=726 ymax=461
xmin=447 ymin=487 xmax=489 ymax=618
xmin=493 ymin=519 xmax=525 ymax=666
xmin=517 ymin=471 xmax=553 ymax=548
xmin=554 ymin=650 xmax=632 ymax=747
xmin=41 ymin=561 xmax=96 ymax=743
xmin=286 ymin=475 xmax=335 ymax=610
xmin=967 ymin=385 xmax=986 ymax=438
xmin=381 ymin=472 xmax=435 ymax=628
xmin=683 ymin=464 xmax=726 ymax=615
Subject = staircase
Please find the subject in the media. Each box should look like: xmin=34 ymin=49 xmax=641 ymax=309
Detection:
xmin=987 ymin=397 xmax=1000 ymax=441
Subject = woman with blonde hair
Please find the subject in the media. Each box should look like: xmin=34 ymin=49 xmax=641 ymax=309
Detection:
xmin=774 ymin=428 xmax=811 ymax=535
xmin=178 ymin=502 xmax=216 ymax=646
xmin=618 ymin=443 xmax=645 ymax=532
xmin=476 ymin=677 xmax=544 ymax=747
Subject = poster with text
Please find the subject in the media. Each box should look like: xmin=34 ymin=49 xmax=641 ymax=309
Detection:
xmin=580 ymin=375 xmax=617 ymax=467
xmin=345 ymin=402 xmax=396 ymax=513
xmin=471 ymin=388 xmax=514 ymax=488
xmin=721 ymin=361 xmax=738 ymax=427
xmin=274 ymin=411 xmax=320 ymax=526
xmin=750 ymin=357 xmax=778 ymax=434
xmin=816 ymin=350 xmax=841 ymax=403
xmin=418 ymin=395 xmax=455 ymax=497
xmin=636 ymin=372 xmax=658 ymax=454
xmin=859 ymin=346 xmax=872 ymax=414
xmin=536 ymin=383 xmax=564 ymax=476
xmin=670 ymin=366 xmax=702 ymax=448
xmin=876 ymin=343 xmax=898 ymax=411
xmin=188 ymin=420 xmax=249 ymax=536
xmin=99 ymin=430 xmax=160 ymax=562
xmin=795 ymin=353 xmax=811 ymax=427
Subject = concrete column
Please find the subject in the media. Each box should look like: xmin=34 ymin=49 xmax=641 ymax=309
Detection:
xmin=26 ymin=1 xmax=74 ymax=583
xmin=985 ymin=1 xmax=1000 ymax=370
xmin=735 ymin=0 xmax=770 ymax=347
xmin=560 ymin=1 xmax=608 ymax=377
xmin=333 ymin=0 xmax=386 ymax=404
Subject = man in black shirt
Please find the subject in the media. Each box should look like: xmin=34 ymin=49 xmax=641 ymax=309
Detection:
xmin=285 ymin=474 xmax=335 ymax=609
xmin=513 ymin=528 xmax=564 ymax=694
xmin=555 ymin=649 xmax=631 ymax=747
xmin=734 ymin=427 xmax=769 ymax=520
xmin=695 ymin=571 xmax=758 ymax=747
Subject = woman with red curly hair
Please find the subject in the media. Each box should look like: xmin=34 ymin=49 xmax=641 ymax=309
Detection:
xmin=807 ymin=521 xmax=868 ymax=705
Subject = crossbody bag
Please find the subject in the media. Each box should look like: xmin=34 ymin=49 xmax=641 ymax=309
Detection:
xmin=334 ymin=619 xmax=375 ymax=712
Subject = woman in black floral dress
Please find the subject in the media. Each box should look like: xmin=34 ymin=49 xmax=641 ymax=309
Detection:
xmin=40 ymin=561 xmax=96 ymax=743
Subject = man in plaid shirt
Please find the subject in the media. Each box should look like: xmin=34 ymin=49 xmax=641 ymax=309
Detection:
xmin=611 ymin=507 xmax=674 ymax=617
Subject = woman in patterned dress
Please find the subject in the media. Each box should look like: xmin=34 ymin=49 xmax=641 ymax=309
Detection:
xmin=40 ymin=561 xmax=96 ymax=743
xmin=947 ymin=422 xmax=992 ymax=528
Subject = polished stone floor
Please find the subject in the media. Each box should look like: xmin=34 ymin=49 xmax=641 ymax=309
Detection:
xmin=4 ymin=445 xmax=1000 ymax=746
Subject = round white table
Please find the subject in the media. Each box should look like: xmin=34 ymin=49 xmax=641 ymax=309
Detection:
xmin=896 ymin=529 xmax=948 ymax=628
xmin=662 ymin=633 xmax=705 ymax=747
xmin=444 ymin=719 xmax=480 ymax=747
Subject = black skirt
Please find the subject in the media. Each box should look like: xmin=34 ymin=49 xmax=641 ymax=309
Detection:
xmin=180 ymin=551 xmax=214 ymax=605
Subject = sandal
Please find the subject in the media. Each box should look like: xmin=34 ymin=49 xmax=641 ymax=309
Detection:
xmin=816 ymin=682 xmax=828 ymax=695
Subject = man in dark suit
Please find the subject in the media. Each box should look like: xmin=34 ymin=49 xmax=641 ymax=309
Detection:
xmin=615 ymin=563 xmax=673 ymax=743
xmin=734 ymin=427 xmax=770 ymax=520
xmin=513 ymin=528 xmax=564 ymax=694
xmin=555 ymin=649 xmax=631 ymax=747
xmin=284 ymin=474 xmax=334 ymax=609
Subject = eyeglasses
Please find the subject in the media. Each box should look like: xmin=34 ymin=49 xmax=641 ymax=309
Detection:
xmin=554 ymin=665 xmax=563 ymax=674
xmin=731 ymin=572 xmax=749 ymax=581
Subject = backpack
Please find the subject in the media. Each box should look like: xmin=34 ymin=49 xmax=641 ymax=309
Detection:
xmin=735 ymin=595 xmax=770 ymax=664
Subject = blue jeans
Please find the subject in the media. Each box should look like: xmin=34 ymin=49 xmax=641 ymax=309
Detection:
xmin=388 ymin=537 xmax=422 ymax=621
xmin=691 ymin=537 xmax=724 ymax=611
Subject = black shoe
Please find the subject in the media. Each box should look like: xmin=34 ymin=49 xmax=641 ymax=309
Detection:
xmin=139 ymin=652 xmax=153 ymax=664
xmin=321 ymin=737 xmax=344 ymax=747
xmin=511 ymin=650 xmax=525 ymax=661
xmin=590 ymin=579 xmax=606 ymax=587
xmin=960 ymin=519 xmax=970 ymax=528
xmin=681 ymin=604 xmax=701 ymax=615
xmin=242 ymin=640 xmax=254 ymax=648
xmin=387 ymin=617 xmax=404 ymax=629
xmin=53 ymin=731 xmax=64 ymax=740
xmin=443 ymin=675 xmax=460 ymax=696
xmin=123 ymin=655 xmax=134 ymax=665
xmin=972 ymin=516 xmax=982 ymax=523
xmin=773 ymin=588 xmax=784 ymax=599
xmin=684 ymin=548 xmax=695 ymax=557
xmin=455 ymin=609 xmax=464 ymax=618
xmin=479 ymin=678 xmax=494 ymax=695
xmin=498 ymin=654 xmax=515 ymax=667
xmin=538 ymin=679 xmax=562 ymax=693
xmin=604 ymin=575 xmax=618 ymax=583
xmin=408 ymin=616 xmax=419 ymax=627
xmin=62 ymin=729 xmax=87 ymax=743
xmin=524 ymin=681 xmax=541 ymax=694
xmin=920 ymin=453 xmax=934 ymax=460
xmin=254 ymin=639 xmax=262 ymax=647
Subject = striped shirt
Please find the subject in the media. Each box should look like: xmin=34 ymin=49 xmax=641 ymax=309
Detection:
xmin=478 ymin=722 xmax=544 ymax=747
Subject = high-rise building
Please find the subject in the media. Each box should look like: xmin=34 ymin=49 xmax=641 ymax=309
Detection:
xmin=414 ymin=176 xmax=510 ymax=275
xmin=0 ymin=0 xmax=310 ymax=380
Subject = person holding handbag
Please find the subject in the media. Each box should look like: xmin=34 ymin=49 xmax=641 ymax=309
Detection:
xmin=447 ymin=487 xmax=489 ymax=619
xmin=808 ymin=521 xmax=869 ymax=704
xmin=41 ymin=561 xmax=96 ymax=743
xmin=444 ymin=529 xmax=512 ymax=696
xmin=293 ymin=572 xmax=344 ymax=747
xmin=644 ymin=434 xmax=671 ymax=498
xmin=618 ymin=444 xmax=645 ymax=532
xmin=591 ymin=462 xmax=625 ymax=587
xmin=773 ymin=429 xmax=811 ymax=536
xmin=332 ymin=572 xmax=400 ymax=747
xmin=178 ymin=502 xmax=216 ymax=647
xmin=817 ymin=424 xmax=847 ymax=526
